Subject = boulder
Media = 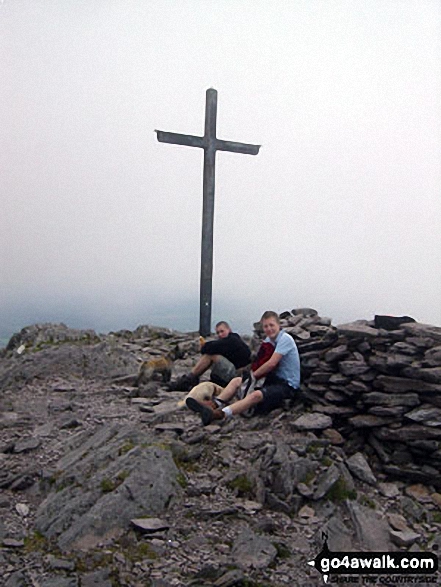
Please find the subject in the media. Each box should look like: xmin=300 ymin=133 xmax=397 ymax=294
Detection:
xmin=231 ymin=528 xmax=277 ymax=569
xmin=346 ymin=453 xmax=377 ymax=486
xmin=34 ymin=426 xmax=181 ymax=551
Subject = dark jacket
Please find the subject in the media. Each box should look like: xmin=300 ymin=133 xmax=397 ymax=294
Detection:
xmin=201 ymin=332 xmax=251 ymax=369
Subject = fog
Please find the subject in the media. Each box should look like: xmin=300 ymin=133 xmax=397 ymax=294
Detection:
xmin=1 ymin=0 xmax=440 ymax=342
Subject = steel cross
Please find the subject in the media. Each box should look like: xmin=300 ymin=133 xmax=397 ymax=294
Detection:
xmin=155 ymin=88 xmax=260 ymax=336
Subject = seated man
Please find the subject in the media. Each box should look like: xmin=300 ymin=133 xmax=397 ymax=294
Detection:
xmin=186 ymin=311 xmax=300 ymax=425
xmin=171 ymin=321 xmax=251 ymax=391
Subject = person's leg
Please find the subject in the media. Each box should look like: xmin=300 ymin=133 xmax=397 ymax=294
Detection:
xmin=216 ymin=376 xmax=242 ymax=403
xmin=253 ymin=382 xmax=291 ymax=414
xmin=187 ymin=388 xmax=264 ymax=426
xmin=209 ymin=356 xmax=237 ymax=386
xmin=227 ymin=389 xmax=264 ymax=416
xmin=191 ymin=354 xmax=217 ymax=376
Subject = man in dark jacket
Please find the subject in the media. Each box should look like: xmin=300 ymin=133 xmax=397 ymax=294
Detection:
xmin=171 ymin=321 xmax=251 ymax=391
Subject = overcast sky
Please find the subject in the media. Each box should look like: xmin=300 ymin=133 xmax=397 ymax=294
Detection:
xmin=1 ymin=0 xmax=440 ymax=339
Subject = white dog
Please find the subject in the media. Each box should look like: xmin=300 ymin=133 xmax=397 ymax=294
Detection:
xmin=177 ymin=381 xmax=224 ymax=408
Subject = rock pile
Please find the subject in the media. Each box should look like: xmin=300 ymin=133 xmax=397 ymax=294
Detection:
xmin=253 ymin=308 xmax=441 ymax=487
xmin=1 ymin=315 xmax=441 ymax=586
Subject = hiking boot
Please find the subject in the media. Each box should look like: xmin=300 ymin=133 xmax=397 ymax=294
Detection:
xmin=186 ymin=397 xmax=225 ymax=426
xmin=169 ymin=373 xmax=199 ymax=392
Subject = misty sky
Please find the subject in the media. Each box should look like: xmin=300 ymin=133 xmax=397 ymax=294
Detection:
xmin=1 ymin=0 xmax=440 ymax=340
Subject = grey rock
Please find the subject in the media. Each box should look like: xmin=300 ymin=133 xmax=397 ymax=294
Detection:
xmin=41 ymin=578 xmax=79 ymax=587
xmin=363 ymin=392 xmax=420 ymax=408
xmin=46 ymin=555 xmax=76 ymax=571
xmin=213 ymin=569 xmax=246 ymax=587
xmin=403 ymin=366 xmax=441 ymax=385
xmin=0 ymin=341 xmax=140 ymax=388
xmin=231 ymin=528 xmax=277 ymax=569
xmin=292 ymin=413 xmax=332 ymax=431
xmin=368 ymin=406 xmax=408 ymax=417
xmin=323 ymin=514 xmax=354 ymax=551
xmin=13 ymin=437 xmax=41 ymax=453
xmin=402 ymin=322 xmax=441 ymax=343
xmin=378 ymin=482 xmax=400 ymax=498
xmin=349 ymin=415 xmax=395 ymax=428
xmin=391 ymin=342 xmax=419 ymax=356
xmin=375 ymin=425 xmax=441 ymax=442
xmin=313 ymin=465 xmax=340 ymax=500
xmin=389 ymin=529 xmax=420 ymax=547
xmin=339 ymin=361 xmax=371 ymax=377
xmin=377 ymin=375 xmax=441 ymax=394
xmin=34 ymin=426 xmax=181 ymax=551
xmin=324 ymin=345 xmax=349 ymax=363
xmin=404 ymin=405 xmax=441 ymax=426
xmin=337 ymin=321 xmax=379 ymax=338
xmin=345 ymin=380 xmax=370 ymax=394
xmin=424 ymin=346 xmax=441 ymax=367
xmin=346 ymin=453 xmax=377 ymax=486
xmin=347 ymin=501 xmax=393 ymax=551
xmin=2 ymin=538 xmax=25 ymax=548
xmin=398 ymin=496 xmax=426 ymax=521
xmin=81 ymin=570 xmax=112 ymax=587
xmin=5 ymin=573 xmax=27 ymax=587
xmin=131 ymin=517 xmax=170 ymax=533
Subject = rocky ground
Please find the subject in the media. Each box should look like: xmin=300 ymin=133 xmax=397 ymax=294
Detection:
xmin=0 ymin=316 xmax=440 ymax=587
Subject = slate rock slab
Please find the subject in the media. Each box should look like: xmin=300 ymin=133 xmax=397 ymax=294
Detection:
xmin=292 ymin=413 xmax=332 ymax=431
xmin=34 ymin=425 xmax=181 ymax=551
xmin=313 ymin=465 xmax=340 ymax=500
xmin=131 ymin=517 xmax=170 ymax=533
xmin=0 ymin=341 xmax=140 ymax=388
xmin=346 ymin=452 xmax=377 ymax=486
xmin=231 ymin=528 xmax=277 ymax=569
xmin=337 ymin=321 xmax=379 ymax=338
xmin=347 ymin=501 xmax=394 ymax=551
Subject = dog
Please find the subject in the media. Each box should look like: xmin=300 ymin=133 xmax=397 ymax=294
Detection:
xmin=177 ymin=381 xmax=224 ymax=408
xmin=137 ymin=356 xmax=172 ymax=385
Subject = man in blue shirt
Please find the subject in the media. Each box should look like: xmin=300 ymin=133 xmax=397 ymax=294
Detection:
xmin=186 ymin=311 xmax=301 ymax=425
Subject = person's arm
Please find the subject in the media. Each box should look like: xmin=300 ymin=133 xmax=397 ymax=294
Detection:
xmin=252 ymin=352 xmax=283 ymax=379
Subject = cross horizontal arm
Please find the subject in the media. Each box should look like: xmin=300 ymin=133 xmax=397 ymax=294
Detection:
xmin=155 ymin=130 xmax=204 ymax=149
xmin=215 ymin=139 xmax=260 ymax=155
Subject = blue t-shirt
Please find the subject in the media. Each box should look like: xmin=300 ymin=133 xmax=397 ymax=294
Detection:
xmin=264 ymin=329 xmax=300 ymax=389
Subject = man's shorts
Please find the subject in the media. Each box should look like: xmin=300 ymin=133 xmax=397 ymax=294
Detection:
xmin=254 ymin=378 xmax=298 ymax=414
xmin=210 ymin=356 xmax=237 ymax=387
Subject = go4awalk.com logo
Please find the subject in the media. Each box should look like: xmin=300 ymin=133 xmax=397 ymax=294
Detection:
xmin=308 ymin=535 xmax=438 ymax=584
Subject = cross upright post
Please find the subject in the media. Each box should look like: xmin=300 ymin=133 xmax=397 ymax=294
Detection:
xmin=155 ymin=88 xmax=260 ymax=336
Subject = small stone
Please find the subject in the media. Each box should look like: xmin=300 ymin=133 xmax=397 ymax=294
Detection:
xmin=321 ymin=429 xmax=344 ymax=445
xmin=236 ymin=500 xmax=262 ymax=514
xmin=13 ymin=437 xmax=41 ymax=453
xmin=231 ymin=529 xmax=277 ymax=569
xmin=292 ymin=413 xmax=332 ymax=431
xmin=431 ymin=493 xmax=441 ymax=509
xmin=378 ymin=482 xmax=401 ymax=498
xmin=313 ymin=465 xmax=340 ymax=500
xmin=337 ymin=321 xmax=379 ymax=338
xmin=297 ymin=482 xmax=314 ymax=498
xmin=346 ymin=452 xmax=377 ymax=486
xmin=214 ymin=570 xmax=246 ymax=587
xmin=2 ymin=538 xmax=25 ymax=548
xmin=405 ymin=484 xmax=431 ymax=503
xmin=387 ymin=513 xmax=410 ymax=532
xmin=390 ymin=529 xmax=420 ymax=547
xmin=154 ymin=423 xmax=185 ymax=435
xmin=15 ymin=503 xmax=29 ymax=517
xmin=130 ymin=517 xmax=170 ymax=533
xmin=46 ymin=555 xmax=76 ymax=571
xmin=298 ymin=505 xmax=315 ymax=518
